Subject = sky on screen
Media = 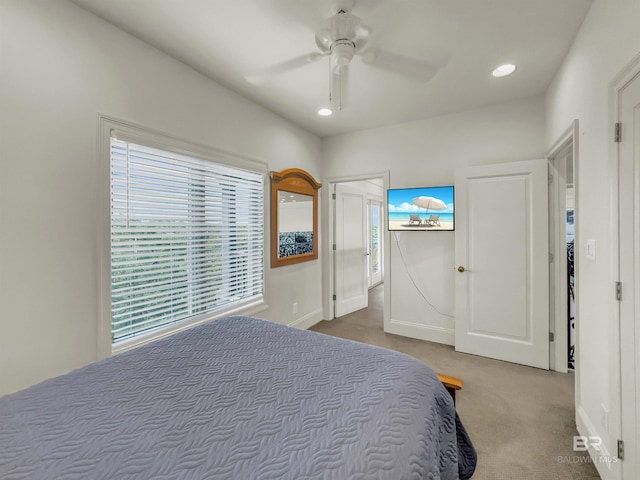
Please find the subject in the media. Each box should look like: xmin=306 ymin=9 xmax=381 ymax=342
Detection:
xmin=388 ymin=186 xmax=454 ymax=213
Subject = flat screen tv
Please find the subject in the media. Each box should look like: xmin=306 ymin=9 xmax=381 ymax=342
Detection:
xmin=387 ymin=185 xmax=454 ymax=231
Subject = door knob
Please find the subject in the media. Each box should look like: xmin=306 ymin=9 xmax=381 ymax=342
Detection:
xmin=457 ymin=266 xmax=465 ymax=272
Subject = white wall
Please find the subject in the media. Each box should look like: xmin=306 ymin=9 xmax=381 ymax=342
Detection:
xmin=0 ymin=0 xmax=322 ymax=396
xmin=322 ymin=96 xmax=546 ymax=343
xmin=545 ymin=0 xmax=640 ymax=477
xmin=340 ymin=179 xmax=385 ymax=202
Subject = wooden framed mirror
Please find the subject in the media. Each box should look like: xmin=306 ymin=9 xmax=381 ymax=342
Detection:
xmin=270 ymin=168 xmax=322 ymax=268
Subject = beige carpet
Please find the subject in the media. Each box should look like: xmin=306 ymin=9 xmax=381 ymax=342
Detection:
xmin=310 ymin=285 xmax=601 ymax=480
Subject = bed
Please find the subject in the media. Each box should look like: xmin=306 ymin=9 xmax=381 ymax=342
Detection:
xmin=0 ymin=316 xmax=476 ymax=479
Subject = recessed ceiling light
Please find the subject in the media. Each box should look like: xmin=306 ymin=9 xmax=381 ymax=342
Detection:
xmin=492 ymin=64 xmax=517 ymax=77
xmin=318 ymin=108 xmax=333 ymax=116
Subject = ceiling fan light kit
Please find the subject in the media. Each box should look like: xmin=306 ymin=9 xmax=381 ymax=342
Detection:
xmin=331 ymin=39 xmax=356 ymax=67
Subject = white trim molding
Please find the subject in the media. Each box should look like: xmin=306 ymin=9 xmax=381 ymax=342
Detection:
xmin=576 ymin=405 xmax=618 ymax=480
xmin=386 ymin=318 xmax=454 ymax=346
xmin=546 ymin=119 xmax=579 ymax=374
xmin=288 ymin=308 xmax=324 ymax=330
xmin=609 ymin=51 xmax=640 ymax=480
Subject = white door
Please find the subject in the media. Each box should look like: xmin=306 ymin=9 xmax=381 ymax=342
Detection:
xmin=455 ymin=159 xmax=550 ymax=369
xmin=619 ymin=70 xmax=640 ymax=479
xmin=335 ymin=183 xmax=368 ymax=317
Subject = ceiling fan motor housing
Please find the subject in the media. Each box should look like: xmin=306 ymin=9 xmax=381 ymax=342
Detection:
xmin=329 ymin=12 xmax=359 ymax=39
xmin=325 ymin=11 xmax=362 ymax=67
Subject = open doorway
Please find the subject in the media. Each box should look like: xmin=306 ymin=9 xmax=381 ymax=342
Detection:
xmin=333 ymin=178 xmax=384 ymax=315
xmin=323 ymin=173 xmax=389 ymax=321
xmin=547 ymin=120 xmax=578 ymax=373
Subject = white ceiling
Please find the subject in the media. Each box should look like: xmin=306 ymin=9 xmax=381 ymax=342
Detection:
xmin=71 ymin=0 xmax=593 ymax=138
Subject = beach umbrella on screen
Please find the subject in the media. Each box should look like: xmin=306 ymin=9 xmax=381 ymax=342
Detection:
xmin=412 ymin=196 xmax=446 ymax=213
xmin=413 ymin=196 xmax=446 ymax=226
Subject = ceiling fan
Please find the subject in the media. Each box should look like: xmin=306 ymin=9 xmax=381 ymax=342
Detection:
xmin=246 ymin=0 xmax=442 ymax=111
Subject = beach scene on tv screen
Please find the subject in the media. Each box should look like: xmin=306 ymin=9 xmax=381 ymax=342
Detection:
xmin=388 ymin=186 xmax=454 ymax=231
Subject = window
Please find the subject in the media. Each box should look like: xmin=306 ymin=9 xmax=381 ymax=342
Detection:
xmin=109 ymin=136 xmax=264 ymax=344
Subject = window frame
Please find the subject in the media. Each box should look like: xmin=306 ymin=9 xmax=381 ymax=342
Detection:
xmin=98 ymin=115 xmax=269 ymax=357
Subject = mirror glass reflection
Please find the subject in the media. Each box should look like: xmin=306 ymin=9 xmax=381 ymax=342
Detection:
xmin=278 ymin=191 xmax=313 ymax=258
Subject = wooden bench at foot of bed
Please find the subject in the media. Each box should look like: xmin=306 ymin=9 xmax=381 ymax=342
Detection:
xmin=437 ymin=374 xmax=463 ymax=405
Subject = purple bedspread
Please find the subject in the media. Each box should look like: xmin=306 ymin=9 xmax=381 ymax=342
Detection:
xmin=0 ymin=316 xmax=476 ymax=479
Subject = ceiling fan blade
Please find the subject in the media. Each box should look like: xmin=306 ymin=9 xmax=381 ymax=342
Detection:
xmin=352 ymin=0 xmax=385 ymax=15
xmin=361 ymin=48 xmax=439 ymax=82
xmin=353 ymin=24 xmax=371 ymax=53
xmin=259 ymin=0 xmax=328 ymax=33
xmin=245 ymin=52 xmax=326 ymax=84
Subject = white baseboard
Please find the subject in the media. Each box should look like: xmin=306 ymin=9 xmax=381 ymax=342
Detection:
xmin=385 ymin=318 xmax=454 ymax=346
xmin=576 ymin=405 xmax=620 ymax=480
xmin=288 ymin=308 xmax=324 ymax=330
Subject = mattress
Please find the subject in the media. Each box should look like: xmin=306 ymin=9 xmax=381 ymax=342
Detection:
xmin=0 ymin=315 xmax=476 ymax=479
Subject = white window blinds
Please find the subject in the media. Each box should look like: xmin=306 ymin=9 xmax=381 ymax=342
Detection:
xmin=110 ymin=137 xmax=264 ymax=343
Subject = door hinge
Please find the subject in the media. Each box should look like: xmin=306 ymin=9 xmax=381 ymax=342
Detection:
xmin=617 ymin=440 xmax=624 ymax=460
xmin=332 ymin=244 xmax=336 ymax=250
xmin=549 ymin=332 xmax=555 ymax=342
xmin=616 ymin=281 xmax=622 ymax=301
xmin=548 ymin=172 xmax=553 ymax=185
xmin=332 ymin=294 xmax=337 ymax=301
xmin=549 ymin=253 xmax=554 ymax=263
xmin=615 ymin=122 xmax=622 ymax=143
xmin=332 ymin=193 xmax=336 ymax=200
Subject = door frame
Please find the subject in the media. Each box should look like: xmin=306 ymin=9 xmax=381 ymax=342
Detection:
xmin=546 ymin=119 xmax=579 ymax=374
xmin=611 ymin=52 xmax=640 ymax=480
xmin=322 ymin=171 xmax=390 ymax=321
